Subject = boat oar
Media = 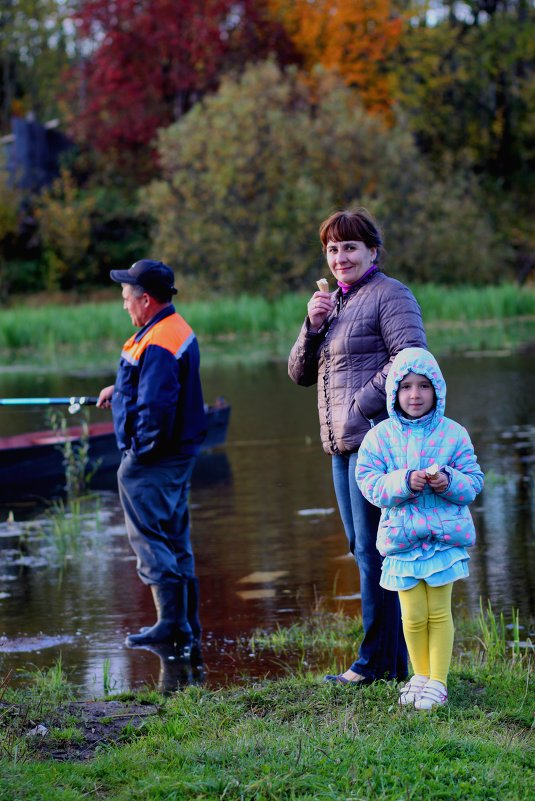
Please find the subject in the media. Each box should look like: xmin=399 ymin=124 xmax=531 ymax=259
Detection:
xmin=0 ymin=397 xmax=99 ymax=414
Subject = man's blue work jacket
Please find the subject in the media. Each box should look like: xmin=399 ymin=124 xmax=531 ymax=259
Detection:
xmin=112 ymin=305 xmax=207 ymax=460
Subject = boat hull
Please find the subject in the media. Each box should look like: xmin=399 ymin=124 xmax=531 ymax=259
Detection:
xmin=0 ymin=403 xmax=230 ymax=502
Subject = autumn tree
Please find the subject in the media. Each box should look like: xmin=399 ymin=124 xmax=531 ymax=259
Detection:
xmin=392 ymin=1 xmax=535 ymax=179
xmin=66 ymin=0 xmax=297 ymax=175
xmin=0 ymin=0 xmax=72 ymax=132
xmin=36 ymin=168 xmax=96 ymax=289
xmin=142 ymin=61 xmax=510 ymax=294
xmin=390 ymin=0 xmax=535 ymax=280
xmin=268 ymin=0 xmax=403 ymax=115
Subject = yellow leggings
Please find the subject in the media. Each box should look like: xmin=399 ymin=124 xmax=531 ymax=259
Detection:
xmin=398 ymin=581 xmax=454 ymax=685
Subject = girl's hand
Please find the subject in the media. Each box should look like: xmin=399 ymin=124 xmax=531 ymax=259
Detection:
xmin=427 ymin=471 xmax=449 ymax=493
xmin=307 ymin=291 xmax=335 ymax=332
xmin=409 ymin=470 xmax=427 ymax=492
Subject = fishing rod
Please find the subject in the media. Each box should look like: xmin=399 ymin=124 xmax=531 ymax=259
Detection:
xmin=0 ymin=397 xmax=99 ymax=414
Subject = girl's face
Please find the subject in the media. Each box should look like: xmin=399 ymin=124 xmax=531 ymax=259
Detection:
xmin=397 ymin=372 xmax=436 ymax=419
xmin=325 ymin=240 xmax=376 ymax=285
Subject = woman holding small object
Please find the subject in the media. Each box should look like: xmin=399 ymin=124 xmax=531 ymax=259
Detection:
xmin=288 ymin=208 xmax=427 ymax=684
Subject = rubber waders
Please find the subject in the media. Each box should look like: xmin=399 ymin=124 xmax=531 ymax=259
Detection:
xmin=125 ymin=582 xmax=192 ymax=655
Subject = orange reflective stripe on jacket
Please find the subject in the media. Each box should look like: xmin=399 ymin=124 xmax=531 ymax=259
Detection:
xmin=121 ymin=313 xmax=195 ymax=366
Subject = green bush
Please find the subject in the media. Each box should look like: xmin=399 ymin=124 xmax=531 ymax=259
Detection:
xmin=142 ymin=61 xmax=513 ymax=294
xmin=86 ymin=186 xmax=151 ymax=281
xmin=35 ymin=168 xmax=96 ymax=289
xmin=2 ymin=259 xmax=48 ymax=294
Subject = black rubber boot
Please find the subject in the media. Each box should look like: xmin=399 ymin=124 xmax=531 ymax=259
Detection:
xmin=186 ymin=576 xmax=203 ymax=666
xmin=125 ymin=583 xmax=192 ymax=649
xmin=174 ymin=580 xmax=193 ymax=658
xmin=187 ymin=576 xmax=202 ymax=642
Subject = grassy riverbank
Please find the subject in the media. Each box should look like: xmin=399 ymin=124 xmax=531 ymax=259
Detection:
xmin=1 ymin=283 xmax=534 ymax=369
xmin=1 ymin=608 xmax=533 ymax=800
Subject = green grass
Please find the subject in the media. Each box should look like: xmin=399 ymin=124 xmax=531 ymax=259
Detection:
xmin=412 ymin=283 xmax=535 ymax=321
xmin=47 ymin=726 xmax=85 ymax=744
xmin=0 ymin=283 xmax=534 ymax=368
xmin=0 ymin=609 xmax=533 ymax=800
xmin=249 ymin=611 xmax=364 ymax=653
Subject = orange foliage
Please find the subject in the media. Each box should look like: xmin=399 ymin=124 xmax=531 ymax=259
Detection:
xmin=269 ymin=0 xmax=402 ymax=115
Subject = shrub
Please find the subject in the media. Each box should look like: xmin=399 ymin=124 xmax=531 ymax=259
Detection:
xmin=35 ymin=168 xmax=96 ymax=289
xmin=142 ymin=61 xmax=513 ymax=294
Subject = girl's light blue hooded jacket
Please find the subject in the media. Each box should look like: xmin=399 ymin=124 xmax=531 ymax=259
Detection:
xmin=356 ymin=348 xmax=484 ymax=558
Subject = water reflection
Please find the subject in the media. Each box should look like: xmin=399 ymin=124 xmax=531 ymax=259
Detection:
xmin=0 ymin=354 xmax=533 ymax=694
xmin=126 ymin=642 xmax=206 ymax=695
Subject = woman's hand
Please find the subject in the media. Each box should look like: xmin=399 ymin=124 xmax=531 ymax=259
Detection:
xmin=307 ymin=291 xmax=335 ymax=332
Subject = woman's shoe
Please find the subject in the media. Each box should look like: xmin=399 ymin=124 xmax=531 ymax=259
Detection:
xmin=398 ymin=674 xmax=429 ymax=706
xmin=324 ymin=672 xmax=369 ymax=685
xmin=414 ymin=679 xmax=448 ymax=710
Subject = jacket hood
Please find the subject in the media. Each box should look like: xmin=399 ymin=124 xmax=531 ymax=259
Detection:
xmin=385 ymin=347 xmax=446 ymax=426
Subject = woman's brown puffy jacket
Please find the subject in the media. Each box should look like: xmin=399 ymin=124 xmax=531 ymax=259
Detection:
xmin=288 ymin=270 xmax=427 ymax=455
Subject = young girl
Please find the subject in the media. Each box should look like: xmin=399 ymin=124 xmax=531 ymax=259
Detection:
xmin=356 ymin=347 xmax=484 ymax=709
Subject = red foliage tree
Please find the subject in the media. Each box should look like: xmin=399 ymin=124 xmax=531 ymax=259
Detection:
xmin=66 ymin=0 xmax=297 ymax=167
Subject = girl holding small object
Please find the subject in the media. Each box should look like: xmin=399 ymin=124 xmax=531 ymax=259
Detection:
xmin=356 ymin=347 xmax=484 ymax=709
xmin=289 ymin=208 xmax=427 ymax=685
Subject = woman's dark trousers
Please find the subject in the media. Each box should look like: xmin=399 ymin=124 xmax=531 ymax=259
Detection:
xmin=332 ymin=452 xmax=407 ymax=681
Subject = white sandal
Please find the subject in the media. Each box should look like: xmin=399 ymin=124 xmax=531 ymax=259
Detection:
xmin=414 ymin=679 xmax=448 ymax=710
xmin=398 ymin=674 xmax=429 ymax=706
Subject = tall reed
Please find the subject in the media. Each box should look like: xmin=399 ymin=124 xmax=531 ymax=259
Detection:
xmin=47 ymin=409 xmax=99 ymax=499
xmin=412 ymin=283 xmax=535 ymax=321
xmin=0 ymin=284 xmax=533 ymax=366
xmin=475 ymin=599 xmax=528 ymax=665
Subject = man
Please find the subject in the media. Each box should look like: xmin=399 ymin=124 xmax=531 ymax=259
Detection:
xmin=98 ymin=259 xmax=207 ymax=654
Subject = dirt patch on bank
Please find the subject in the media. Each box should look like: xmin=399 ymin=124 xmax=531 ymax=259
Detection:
xmin=28 ymin=699 xmax=160 ymax=761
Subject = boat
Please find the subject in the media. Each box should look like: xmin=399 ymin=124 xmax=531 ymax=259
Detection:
xmin=0 ymin=400 xmax=230 ymax=502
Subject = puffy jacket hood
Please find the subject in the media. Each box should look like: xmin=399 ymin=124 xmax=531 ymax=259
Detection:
xmin=385 ymin=347 xmax=446 ymax=427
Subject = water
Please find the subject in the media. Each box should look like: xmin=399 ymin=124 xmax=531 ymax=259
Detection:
xmin=0 ymin=354 xmax=533 ymax=694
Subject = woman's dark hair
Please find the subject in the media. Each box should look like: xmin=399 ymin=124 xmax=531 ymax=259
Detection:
xmin=319 ymin=208 xmax=383 ymax=262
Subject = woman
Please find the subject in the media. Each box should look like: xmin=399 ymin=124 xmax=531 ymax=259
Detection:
xmin=288 ymin=208 xmax=427 ymax=684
